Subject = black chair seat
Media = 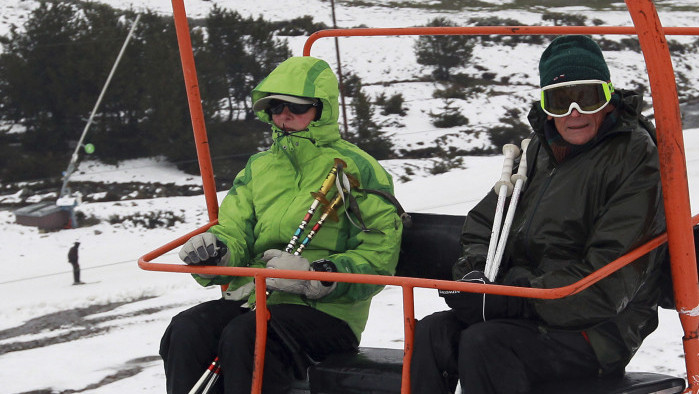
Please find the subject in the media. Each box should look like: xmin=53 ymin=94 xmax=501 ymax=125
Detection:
xmin=296 ymin=212 xmax=689 ymax=394
xmin=308 ymin=347 xmax=685 ymax=394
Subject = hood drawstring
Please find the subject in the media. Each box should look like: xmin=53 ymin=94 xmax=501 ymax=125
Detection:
xmin=276 ymin=129 xmax=317 ymax=145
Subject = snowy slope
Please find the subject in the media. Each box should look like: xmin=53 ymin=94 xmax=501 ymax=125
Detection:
xmin=1 ymin=0 xmax=699 ymax=392
xmin=0 ymin=127 xmax=697 ymax=392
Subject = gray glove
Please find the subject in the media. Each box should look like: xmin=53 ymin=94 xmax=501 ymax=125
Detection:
xmin=261 ymin=249 xmax=337 ymax=299
xmin=179 ymin=233 xmax=229 ymax=266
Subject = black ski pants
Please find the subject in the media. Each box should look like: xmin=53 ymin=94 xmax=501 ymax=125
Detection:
xmin=69 ymin=262 xmax=80 ymax=283
xmin=159 ymin=299 xmax=358 ymax=394
xmin=410 ymin=310 xmax=599 ymax=394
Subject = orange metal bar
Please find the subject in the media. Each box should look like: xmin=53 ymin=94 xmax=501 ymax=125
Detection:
xmin=401 ymin=287 xmax=415 ymax=394
xmin=625 ymin=1 xmax=699 ymax=392
xmin=171 ymin=0 xmax=219 ymax=221
xmin=252 ymin=278 xmax=269 ymax=394
xmin=140 ymin=221 xmax=216 ymax=264
xmin=303 ymin=25 xmax=699 ymax=56
xmin=140 ymin=215 xmax=699 ymax=299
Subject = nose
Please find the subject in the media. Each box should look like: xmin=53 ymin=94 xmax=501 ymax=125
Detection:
xmin=280 ymin=106 xmax=294 ymax=116
xmin=569 ymin=108 xmax=582 ymax=117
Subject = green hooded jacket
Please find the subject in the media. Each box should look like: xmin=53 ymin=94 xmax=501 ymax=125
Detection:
xmin=454 ymin=90 xmax=665 ymax=374
xmin=195 ymin=56 xmax=403 ymax=341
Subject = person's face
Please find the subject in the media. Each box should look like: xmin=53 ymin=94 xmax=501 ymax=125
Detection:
xmin=271 ymin=105 xmax=317 ymax=132
xmin=549 ymin=104 xmax=613 ymax=145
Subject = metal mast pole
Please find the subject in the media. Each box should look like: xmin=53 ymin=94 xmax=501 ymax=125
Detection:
xmin=59 ymin=14 xmax=142 ymax=198
xmin=330 ymin=0 xmax=349 ymax=138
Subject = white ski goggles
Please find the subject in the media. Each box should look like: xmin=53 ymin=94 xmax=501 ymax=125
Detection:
xmin=540 ymin=80 xmax=614 ymax=117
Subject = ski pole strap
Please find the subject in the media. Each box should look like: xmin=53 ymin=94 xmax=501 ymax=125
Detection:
xmin=334 ymin=165 xmax=384 ymax=234
xmin=333 ymin=161 xmax=412 ymax=230
xmin=358 ymin=187 xmax=412 ymax=228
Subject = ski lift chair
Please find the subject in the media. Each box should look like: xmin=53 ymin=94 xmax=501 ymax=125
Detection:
xmin=140 ymin=1 xmax=699 ymax=393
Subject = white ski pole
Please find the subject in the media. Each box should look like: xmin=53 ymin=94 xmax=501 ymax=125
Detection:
xmin=189 ymin=357 xmax=220 ymax=394
xmin=487 ymin=138 xmax=531 ymax=281
xmin=484 ymin=144 xmax=521 ymax=278
xmin=200 ymin=365 xmax=221 ymax=394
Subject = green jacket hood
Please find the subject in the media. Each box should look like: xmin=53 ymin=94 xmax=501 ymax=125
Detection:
xmin=251 ymin=56 xmax=341 ymax=145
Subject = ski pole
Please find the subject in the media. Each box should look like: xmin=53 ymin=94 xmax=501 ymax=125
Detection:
xmin=487 ymin=138 xmax=531 ymax=281
xmin=294 ymin=192 xmax=345 ymax=255
xmin=285 ymin=158 xmax=346 ymax=253
xmin=293 ymin=162 xmax=359 ymax=255
xmin=200 ymin=364 xmax=221 ymax=394
xmin=484 ymin=144 xmax=521 ymax=278
xmin=188 ymin=357 xmax=220 ymax=394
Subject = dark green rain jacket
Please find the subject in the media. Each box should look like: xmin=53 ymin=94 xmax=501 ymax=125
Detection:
xmin=195 ymin=56 xmax=402 ymax=341
xmin=454 ymin=90 xmax=665 ymax=374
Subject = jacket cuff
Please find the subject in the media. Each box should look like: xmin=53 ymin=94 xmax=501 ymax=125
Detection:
xmin=311 ymin=259 xmax=338 ymax=287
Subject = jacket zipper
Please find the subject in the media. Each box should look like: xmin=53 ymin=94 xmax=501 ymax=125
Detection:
xmin=274 ymin=135 xmax=302 ymax=185
xmin=523 ymin=166 xmax=557 ymax=262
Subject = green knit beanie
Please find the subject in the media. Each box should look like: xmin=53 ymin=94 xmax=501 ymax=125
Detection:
xmin=539 ymin=35 xmax=610 ymax=87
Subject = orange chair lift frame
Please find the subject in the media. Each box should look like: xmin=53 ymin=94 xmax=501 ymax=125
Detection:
xmin=138 ymin=0 xmax=699 ymax=392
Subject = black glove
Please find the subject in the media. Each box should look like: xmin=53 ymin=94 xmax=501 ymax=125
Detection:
xmin=439 ymin=270 xmax=532 ymax=324
xmin=439 ymin=270 xmax=490 ymax=325
xmin=452 ymin=253 xmax=487 ymax=282
xmin=482 ymin=290 xmax=532 ymax=320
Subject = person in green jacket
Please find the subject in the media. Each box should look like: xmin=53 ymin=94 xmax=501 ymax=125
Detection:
xmin=411 ymin=35 xmax=665 ymax=393
xmin=160 ymin=56 xmax=402 ymax=394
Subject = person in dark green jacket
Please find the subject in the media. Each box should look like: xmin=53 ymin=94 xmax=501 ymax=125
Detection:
xmin=160 ymin=56 xmax=402 ymax=394
xmin=411 ymin=35 xmax=665 ymax=394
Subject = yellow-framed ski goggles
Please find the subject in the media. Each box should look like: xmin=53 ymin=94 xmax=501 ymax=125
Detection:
xmin=540 ymin=80 xmax=614 ymax=117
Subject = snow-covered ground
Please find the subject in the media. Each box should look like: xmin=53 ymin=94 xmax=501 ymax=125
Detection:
xmin=0 ymin=127 xmax=697 ymax=393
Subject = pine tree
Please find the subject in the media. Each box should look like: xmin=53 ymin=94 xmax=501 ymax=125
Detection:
xmin=200 ymin=6 xmax=291 ymax=121
xmin=0 ymin=1 xmax=94 ymax=153
xmin=429 ymin=99 xmax=469 ymax=128
xmin=414 ymin=17 xmax=474 ymax=81
xmin=348 ymin=84 xmax=393 ymax=160
xmin=129 ymin=11 xmax=192 ymax=164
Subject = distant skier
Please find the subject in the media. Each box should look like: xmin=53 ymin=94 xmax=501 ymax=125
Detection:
xmin=68 ymin=241 xmax=84 ymax=285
